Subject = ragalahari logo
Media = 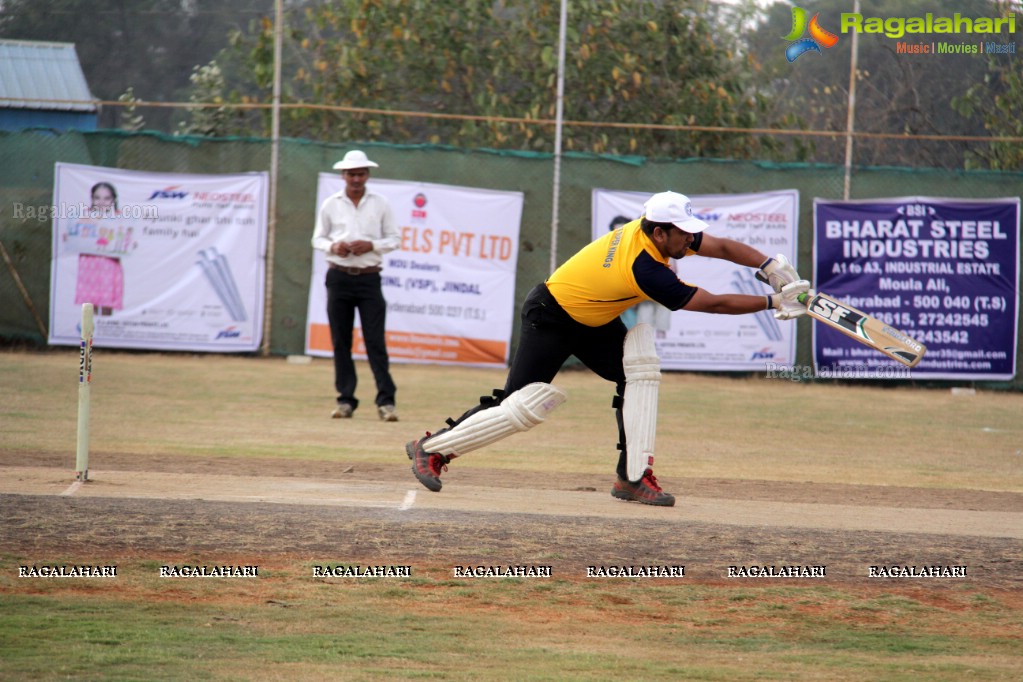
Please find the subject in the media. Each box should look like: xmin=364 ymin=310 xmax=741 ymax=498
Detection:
xmin=783 ymin=6 xmax=839 ymax=62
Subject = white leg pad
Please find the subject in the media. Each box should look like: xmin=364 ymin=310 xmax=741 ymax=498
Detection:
xmin=424 ymin=382 xmax=567 ymax=457
xmin=623 ymin=323 xmax=660 ymax=482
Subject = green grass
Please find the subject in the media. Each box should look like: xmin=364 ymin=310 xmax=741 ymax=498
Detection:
xmin=3 ymin=350 xmax=1023 ymax=680
xmin=3 ymin=349 xmax=1023 ymax=489
xmin=1 ymin=568 xmax=1021 ymax=681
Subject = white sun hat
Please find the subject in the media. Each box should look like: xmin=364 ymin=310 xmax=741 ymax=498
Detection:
xmin=332 ymin=150 xmax=379 ymax=170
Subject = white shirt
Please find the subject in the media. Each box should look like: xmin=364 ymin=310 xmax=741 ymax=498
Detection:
xmin=311 ymin=190 xmax=400 ymax=268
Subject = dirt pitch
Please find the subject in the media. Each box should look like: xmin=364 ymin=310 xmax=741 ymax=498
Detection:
xmin=4 ymin=450 xmax=1021 ymax=592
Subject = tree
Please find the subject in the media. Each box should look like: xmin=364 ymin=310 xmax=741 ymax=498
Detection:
xmin=746 ymin=0 xmax=1002 ymax=168
xmin=953 ymin=59 xmax=1023 ymax=170
xmin=117 ymin=87 xmax=146 ymax=132
xmin=175 ymin=60 xmax=257 ymax=137
xmin=951 ymin=1 xmax=1023 ymax=169
xmin=0 ymin=0 xmax=273 ymax=131
xmin=224 ymin=0 xmax=766 ymax=158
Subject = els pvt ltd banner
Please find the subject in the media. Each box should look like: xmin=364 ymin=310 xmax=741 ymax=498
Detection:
xmin=592 ymin=189 xmax=799 ymax=372
xmin=305 ymin=176 xmax=523 ymax=367
xmin=813 ymin=197 xmax=1020 ymax=380
xmin=49 ymin=163 xmax=268 ymax=352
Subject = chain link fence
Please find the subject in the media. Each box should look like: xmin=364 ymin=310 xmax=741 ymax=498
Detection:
xmin=2 ymin=129 xmax=1020 ymax=388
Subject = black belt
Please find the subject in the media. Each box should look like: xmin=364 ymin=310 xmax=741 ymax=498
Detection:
xmin=328 ymin=263 xmax=382 ymax=275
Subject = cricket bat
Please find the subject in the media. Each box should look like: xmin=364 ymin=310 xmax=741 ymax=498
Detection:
xmin=799 ymin=292 xmax=927 ymax=368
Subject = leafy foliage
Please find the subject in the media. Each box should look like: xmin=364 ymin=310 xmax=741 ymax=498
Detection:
xmin=952 ymin=1 xmax=1023 ymax=171
xmin=116 ymin=87 xmax=145 ymax=132
xmin=954 ymin=61 xmax=1023 ymax=170
xmin=174 ymin=60 xmax=260 ymax=138
xmin=7 ymin=0 xmax=1014 ymax=167
xmin=225 ymin=0 xmax=765 ymax=158
xmin=0 ymin=0 xmax=274 ymax=130
xmin=746 ymin=0 xmax=1007 ymax=168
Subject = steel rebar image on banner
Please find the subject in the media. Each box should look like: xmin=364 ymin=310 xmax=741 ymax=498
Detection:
xmin=197 ymin=247 xmax=247 ymax=322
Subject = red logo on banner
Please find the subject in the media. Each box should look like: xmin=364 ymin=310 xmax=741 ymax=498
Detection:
xmin=412 ymin=193 xmax=428 ymax=219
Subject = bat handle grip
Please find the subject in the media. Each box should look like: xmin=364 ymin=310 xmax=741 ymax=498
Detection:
xmin=797 ymin=293 xmax=810 ymax=305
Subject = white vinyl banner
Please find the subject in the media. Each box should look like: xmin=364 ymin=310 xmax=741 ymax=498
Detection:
xmin=49 ymin=163 xmax=268 ymax=352
xmin=305 ymin=176 xmax=523 ymax=367
xmin=592 ymin=189 xmax=799 ymax=371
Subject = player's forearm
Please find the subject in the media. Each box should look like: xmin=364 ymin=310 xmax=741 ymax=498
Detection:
xmin=684 ymin=290 xmax=771 ymax=315
xmin=698 ymin=235 xmax=767 ymax=268
xmin=720 ymin=239 xmax=768 ymax=268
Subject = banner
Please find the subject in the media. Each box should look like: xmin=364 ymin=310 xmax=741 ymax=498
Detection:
xmin=813 ymin=197 xmax=1019 ymax=380
xmin=49 ymin=163 xmax=268 ymax=352
xmin=305 ymin=176 xmax=523 ymax=367
xmin=592 ymin=189 xmax=799 ymax=371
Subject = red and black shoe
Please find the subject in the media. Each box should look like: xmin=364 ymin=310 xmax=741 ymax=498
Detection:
xmin=611 ymin=469 xmax=676 ymax=507
xmin=406 ymin=433 xmax=454 ymax=492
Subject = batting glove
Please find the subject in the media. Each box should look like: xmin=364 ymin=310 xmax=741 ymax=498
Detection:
xmin=757 ymin=254 xmax=801 ymax=293
xmin=767 ymin=280 xmax=812 ymax=320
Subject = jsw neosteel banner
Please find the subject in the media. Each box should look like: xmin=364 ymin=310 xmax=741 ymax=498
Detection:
xmin=305 ymin=176 xmax=523 ymax=367
xmin=592 ymin=189 xmax=800 ymax=371
xmin=813 ymin=197 xmax=1020 ymax=380
xmin=49 ymin=163 xmax=268 ymax=352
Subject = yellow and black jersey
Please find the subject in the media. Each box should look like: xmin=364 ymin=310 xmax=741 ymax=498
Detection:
xmin=545 ymin=219 xmax=702 ymax=327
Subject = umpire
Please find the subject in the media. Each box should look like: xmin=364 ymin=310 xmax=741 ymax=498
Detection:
xmin=312 ymin=150 xmax=401 ymax=422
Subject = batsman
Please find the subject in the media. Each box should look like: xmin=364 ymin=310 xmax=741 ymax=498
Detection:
xmin=406 ymin=191 xmax=811 ymax=506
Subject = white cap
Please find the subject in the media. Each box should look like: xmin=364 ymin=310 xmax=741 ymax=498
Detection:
xmin=332 ymin=150 xmax=379 ymax=170
xmin=643 ymin=191 xmax=709 ymax=233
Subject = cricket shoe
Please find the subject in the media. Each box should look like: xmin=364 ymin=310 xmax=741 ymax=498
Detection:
xmin=611 ymin=469 xmax=675 ymax=507
xmin=406 ymin=433 xmax=455 ymax=492
xmin=331 ymin=403 xmax=354 ymax=419
xmin=378 ymin=404 xmax=399 ymax=422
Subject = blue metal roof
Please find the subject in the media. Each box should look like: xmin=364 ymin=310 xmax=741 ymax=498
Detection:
xmin=0 ymin=39 xmax=96 ymax=112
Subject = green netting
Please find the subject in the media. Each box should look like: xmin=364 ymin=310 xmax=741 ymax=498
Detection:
xmin=1 ymin=129 xmax=1020 ymax=388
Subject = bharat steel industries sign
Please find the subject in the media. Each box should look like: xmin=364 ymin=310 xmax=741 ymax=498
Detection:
xmin=812 ymin=197 xmax=1019 ymax=380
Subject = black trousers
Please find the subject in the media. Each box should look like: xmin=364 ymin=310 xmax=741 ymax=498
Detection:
xmin=505 ymin=283 xmax=627 ymax=391
xmin=451 ymin=283 xmax=631 ymax=478
xmin=325 ymin=269 xmax=396 ymax=410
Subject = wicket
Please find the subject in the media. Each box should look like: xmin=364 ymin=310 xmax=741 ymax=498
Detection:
xmin=75 ymin=303 xmax=94 ymax=481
